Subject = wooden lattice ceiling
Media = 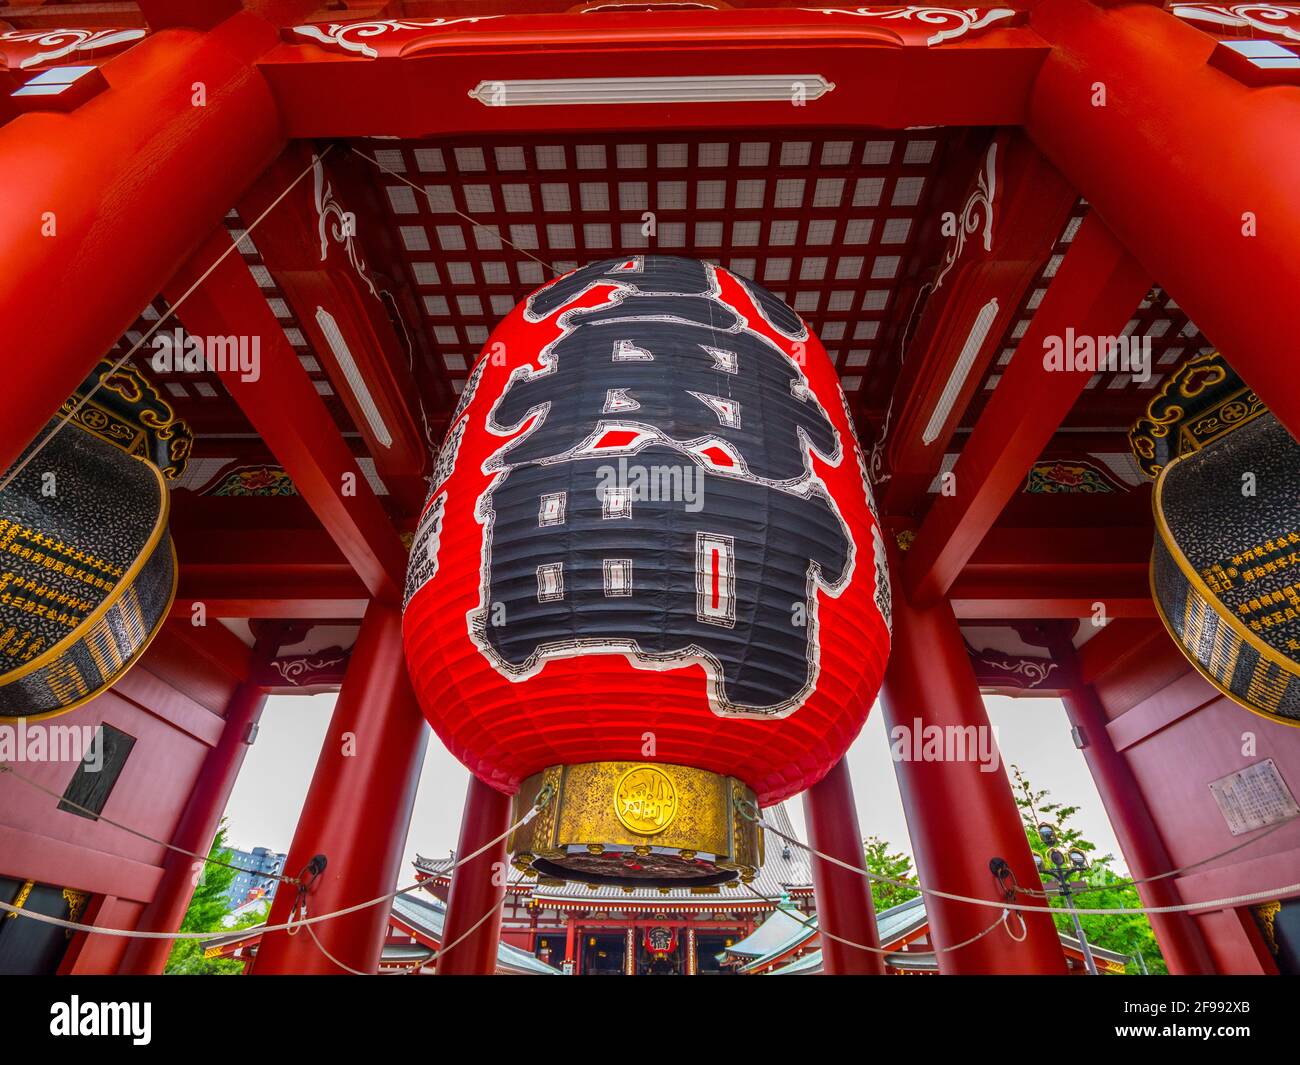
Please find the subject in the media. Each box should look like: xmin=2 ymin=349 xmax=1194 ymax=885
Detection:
xmin=360 ymin=129 xmax=960 ymax=402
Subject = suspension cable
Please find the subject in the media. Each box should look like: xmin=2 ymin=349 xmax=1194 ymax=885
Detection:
xmin=0 ymin=785 xmax=550 ymax=944
xmin=0 ymin=146 xmax=332 ymax=492
xmin=0 ymin=761 xmax=301 ymax=887
xmin=350 ymin=145 xmax=561 ymax=277
xmin=742 ymin=804 xmax=1300 ymax=918
xmin=739 ymin=881 xmax=1011 ymax=962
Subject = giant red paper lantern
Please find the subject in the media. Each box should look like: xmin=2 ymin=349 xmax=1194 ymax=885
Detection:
xmin=404 ymin=256 xmax=890 ymax=887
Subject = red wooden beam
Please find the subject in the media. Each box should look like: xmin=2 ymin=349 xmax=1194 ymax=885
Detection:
xmin=323 ymin=146 xmax=456 ymax=424
xmin=117 ymin=680 xmax=269 ymax=974
xmin=962 ymin=525 xmax=1151 ymax=580
xmin=0 ymin=5 xmax=147 ymax=30
xmin=171 ymin=491 xmax=371 ymax=620
xmin=252 ymin=602 xmax=429 ymax=975
xmin=802 ymin=757 xmax=885 ymax=975
xmin=1027 ymin=0 xmax=1300 ymax=441
xmin=135 ymin=0 xmax=241 ymax=30
xmin=902 ymin=213 xmax=1151 ymax=605
xmin=166 ymin=229 xmax=409 ymax=604
xmin=948 ymin=580 xmax=1155 ymax=621
xmin=1075 ymin=618 xmax=1164 ymax=686
xmin=881 ymin=532 xmax=1068 ymax=974
xmin=258 ymin=13 xmax=1049 ymax=137
xmin=1045 ymin=629 xmax=1217 ymax=974
xmin=166 ymin=614 xmax=256 ymax=681
xmin=878 ymin=132 xmax=1076 ymax=514
xmin=436 ymin=776 xmax=512 ymax=975
xmin=236 ymin=145 xmax=432 ymax=514
xmin=0 ymin=15 xmax=283 ymax=477
xmin=174 ymin=568 xmax=370 ymax=620
xmin=948 ymin=520 xmax=1154 ymax=619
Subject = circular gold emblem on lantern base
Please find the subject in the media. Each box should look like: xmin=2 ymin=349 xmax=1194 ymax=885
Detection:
xmin=508 ymin=762 xmax=763 ymax=890
xmin=613 ymin=765 xmax=679 ymax=836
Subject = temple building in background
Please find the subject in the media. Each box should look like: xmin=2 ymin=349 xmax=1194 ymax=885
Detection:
xmin=201 ymin=804 xmax=1127 ymax=974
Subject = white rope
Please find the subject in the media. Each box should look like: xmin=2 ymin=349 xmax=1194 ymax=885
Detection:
xmin=302 ymin=921 xmax=371 ymax=976
xmin=0 ymin=800 xmax=540 ymax=941
xmin=752 ymin=812 xmax=1300 ymax=918
xmin=298 ymin=867 xmax=510 ymax=975
xmin=0 ymin=762 xmax=301 ymax=888
xmin=3 ymin=780 xmax=1288 ymax=940
xmin=741 ymin=881 xmax=1008 ymax=959
xmin=426 ymin=894 xmax=510 ymax=969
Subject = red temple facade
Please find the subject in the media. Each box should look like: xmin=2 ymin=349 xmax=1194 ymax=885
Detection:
xmin=0 ymin=0 xmax=1298 ymax=978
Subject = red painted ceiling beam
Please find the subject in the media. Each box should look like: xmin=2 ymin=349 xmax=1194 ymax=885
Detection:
xmin=1026 ymin=0 xmax=1300 ymax=441
xmin=171 ymin=496 xmax=370 ymax=619
xmin=136 ymin=0 xmax=242 ymax=30
xmin=0 ymin=5 xmax=147 ymax=30
xmin=0 ymin=14 xmax=283 ymax=477
xmin=948 ymin=522 xmax=1154 ymax=619
xmin=916 ymin=491 xmax=1155 ymax=618
xmin=166 ymin=229 xmax=409 ymax=605
xmin=259 ymin=14 xmax=1049 ymax=137
xmin=949 ymin=583 xmax=1155 ymax=621
xmin=324 ymin=145 xmax=457 ymax=428
xmin=173 ymin=583 xmax=370 ymax=621
xmin=1076 ymin=618 xmax=1167 ymax=686
xmin=902 ymin=212 xmax=1152 ymax=605
xmin=237 ymin=144 xmax=432 ymax=514
xmin=878 ymin=131 xmax=1076 ymax=515
xmin=166 ymin=614 xmax=256 ymax=682
xmin=996 ymin=482 xmax=1154 ymax=528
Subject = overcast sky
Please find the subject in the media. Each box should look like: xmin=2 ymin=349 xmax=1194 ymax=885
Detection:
xmin=222 ymin=690 xmax=1125 ymax=885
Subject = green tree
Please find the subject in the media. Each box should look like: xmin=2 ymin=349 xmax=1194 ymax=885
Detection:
xmin=862 ymin=835 xmax=921 ymax=913
xmin=164 ymin=821 xmax=266 ymax=975
xmin=1010 ymin=764 xmax=1166 ymax=974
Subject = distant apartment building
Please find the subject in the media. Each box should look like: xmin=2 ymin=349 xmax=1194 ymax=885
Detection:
xmin=226 ymin=847 xmax=287 ymax=909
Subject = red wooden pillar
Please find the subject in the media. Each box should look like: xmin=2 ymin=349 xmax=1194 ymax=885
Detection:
xmin=436 ymin=775 xmax=511 ymax=975
xmin=1048 ymin=637 xmax=1217 ymax=975
xmin=565 ymin=917 xmax=577 ymax=973
xmin=252 ymin=603 xmax=428 ymax=975
xmin=1026 ymin=0 xmax=1300 ymax=440
xmin=802 ymin=757 xmax=886 ymax=975
xmin=117 ymin=679 xmax=268 ymax=974
xmin=167 ymin=229 xmax=408 ymax=605
xmin=0 ymin=14 xmax=284 ymax=475
xmin=881 ymin=540 xmax=1068 ymax=974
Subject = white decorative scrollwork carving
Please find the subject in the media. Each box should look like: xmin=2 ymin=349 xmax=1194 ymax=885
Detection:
xmin=801 ymin=7 xmax=1018 ymax=45
xmin=271 ymin=653 xmax=348 ymax=686
xmin=932 ymin=139 xmax=997 ymax=292
xmin=868 ymin=394 xmax=895 ymax=486
xmin=1170 ymin=4 xmax=1300 ymax=41
xmin=0 ymin=28 xmax=145 ymax=69
xmin=292 ymin=18 xmax=498 ymax=57
xmin=981 ymin=654 xmax=1058 ymax=686
xmin=313 ymin=154 xmax=379 ymax=300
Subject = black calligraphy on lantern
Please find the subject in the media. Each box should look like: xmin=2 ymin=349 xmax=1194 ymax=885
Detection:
xmin=470 ymin=256 xmax=855 ymax=719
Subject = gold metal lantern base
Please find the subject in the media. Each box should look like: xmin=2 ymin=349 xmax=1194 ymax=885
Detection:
xmin=509 ymin=762 xmax=764 ymax=890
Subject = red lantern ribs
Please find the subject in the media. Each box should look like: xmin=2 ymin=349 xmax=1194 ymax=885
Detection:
xmin=403 ymin=256 xmax=891 ymax=889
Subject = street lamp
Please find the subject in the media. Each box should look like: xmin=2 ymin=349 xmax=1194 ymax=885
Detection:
xmin=1034 ymin=823 xmax=1099 ymax=976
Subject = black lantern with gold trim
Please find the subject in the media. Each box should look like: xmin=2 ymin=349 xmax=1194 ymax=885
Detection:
xmin=1133 ymin=353 xmax=1300 ymax=726
xmin=0 ymin=362 xmax=188 ymax=721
